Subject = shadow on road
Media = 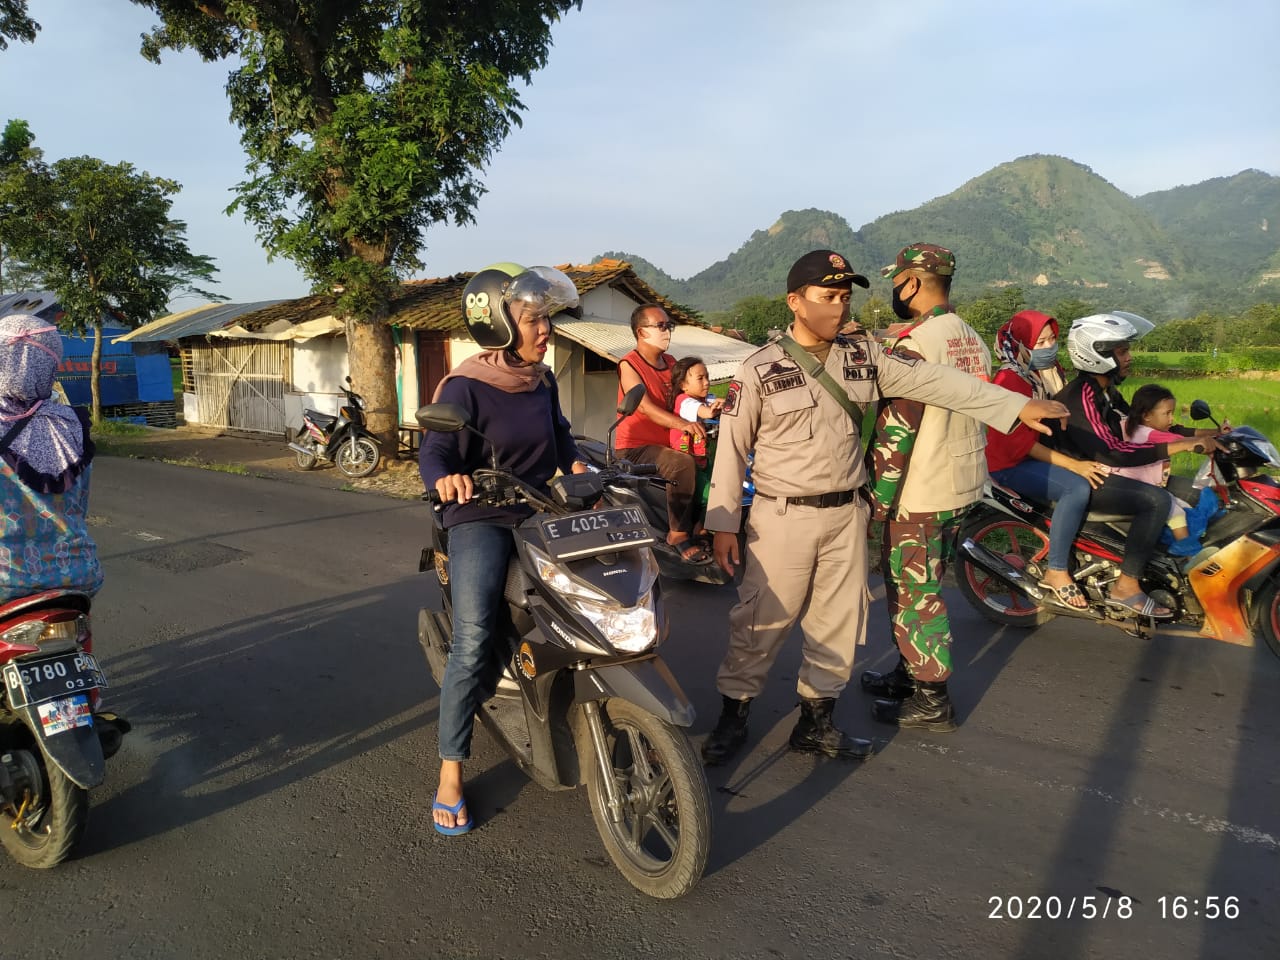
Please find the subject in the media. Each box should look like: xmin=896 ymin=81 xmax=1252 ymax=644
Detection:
xmin=85 ymin=576 xmax=434 ymax=852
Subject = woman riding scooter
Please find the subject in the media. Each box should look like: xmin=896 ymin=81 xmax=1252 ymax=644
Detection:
xmin=418 ymin=263 xmax=589 ymax=836
xmin=1054 ymin=312 xmax=1217 ymax=619
xmin=0 ymin=314 xmax=103 ymax=603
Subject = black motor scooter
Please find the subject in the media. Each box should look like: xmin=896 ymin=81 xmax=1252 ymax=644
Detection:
xmin=288 ymin=375 xmax=381 ymax=478
xmin=0 ymin=590 xmax=129 ymax=868
xmin=415 ymin=385 xmax=711 ymax=899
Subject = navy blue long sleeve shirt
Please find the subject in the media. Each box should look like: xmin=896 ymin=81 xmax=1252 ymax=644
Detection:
xmin=419 ymin=374 xmax=580 ymax=528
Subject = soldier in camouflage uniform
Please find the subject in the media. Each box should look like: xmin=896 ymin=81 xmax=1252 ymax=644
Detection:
xmin=863 ymin=244 xmax=994 ymax=732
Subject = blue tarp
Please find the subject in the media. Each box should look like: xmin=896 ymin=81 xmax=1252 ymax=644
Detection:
xmin=56 ymin=329 xmax=173 ymax=407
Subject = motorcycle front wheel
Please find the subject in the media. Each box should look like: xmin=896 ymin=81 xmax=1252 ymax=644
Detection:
xmin=955 ymin=514 xmax=1055 ymax=628
xmin=581 ymin=699 xmax=710 ymax=899
xmin=0 ymin=749 xmax=88 ymax=868
xmin=337 ymin=436 xmax=380 ymax=478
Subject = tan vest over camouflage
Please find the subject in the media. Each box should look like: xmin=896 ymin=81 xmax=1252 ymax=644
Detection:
xmin=891 ymin=311 xmax=993 ymax=514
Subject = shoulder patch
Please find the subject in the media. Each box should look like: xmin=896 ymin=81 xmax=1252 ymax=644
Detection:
xmin=722 ymin=380 xmax=742 ymax=416
xmin=753 ymin=358 xmax=806 ymax=396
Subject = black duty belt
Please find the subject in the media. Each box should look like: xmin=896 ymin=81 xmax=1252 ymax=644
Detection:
xmin=755 ymin=489 xmax=858 ymax=509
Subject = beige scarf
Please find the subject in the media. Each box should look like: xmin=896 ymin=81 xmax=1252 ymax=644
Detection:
xmin=431 ymin=350 xmax=549 ymax=402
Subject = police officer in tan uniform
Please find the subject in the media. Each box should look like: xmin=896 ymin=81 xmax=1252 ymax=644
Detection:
xmin=700 ymin=250 xmax=1069 ymax=766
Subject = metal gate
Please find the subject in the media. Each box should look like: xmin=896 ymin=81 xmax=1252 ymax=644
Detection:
xmin=192 ymin=340 xmax=287 ymax=435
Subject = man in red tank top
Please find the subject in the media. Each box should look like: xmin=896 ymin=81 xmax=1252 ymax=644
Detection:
xmin=616 ymin=304 xmax=709 ymax=563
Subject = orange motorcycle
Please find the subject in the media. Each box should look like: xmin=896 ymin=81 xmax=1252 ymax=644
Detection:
xmin=956 ymin=401 xmax=1280 ymax=658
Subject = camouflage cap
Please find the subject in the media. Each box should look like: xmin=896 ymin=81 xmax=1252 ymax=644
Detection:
xmin=786 ymin=249 xmax=871 ymax=293
xmin=881 ymin=243 xmax=956 ymax=280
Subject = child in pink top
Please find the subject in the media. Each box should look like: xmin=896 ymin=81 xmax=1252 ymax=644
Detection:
xmin=1113 ymin=384 xmax=1191 ymax=541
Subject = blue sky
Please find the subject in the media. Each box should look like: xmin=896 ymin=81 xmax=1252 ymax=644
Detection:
xmin=3 ymin=0 xmax=1278 ymax=308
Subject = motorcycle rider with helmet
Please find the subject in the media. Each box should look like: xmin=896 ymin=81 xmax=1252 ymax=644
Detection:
xmin=418 ymin=264 xmax=590 ymax=836
xmin=1053 ymin=312 xmax=1218 ymax=618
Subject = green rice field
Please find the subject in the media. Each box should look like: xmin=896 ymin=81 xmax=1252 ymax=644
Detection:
xmin=1126 ymin=376 xmax=1280 ymax=475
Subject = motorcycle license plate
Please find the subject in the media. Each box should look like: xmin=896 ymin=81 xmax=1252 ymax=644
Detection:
xmin=539 ymin=507 xmax=655 ymax=560
xmin=2 ymin=652 xmax=107 ymax=709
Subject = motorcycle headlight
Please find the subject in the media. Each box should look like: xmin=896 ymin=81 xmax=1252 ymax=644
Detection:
xmin=526 ymin=545 xmax=658 ymax=653
xmin=568 ymin=592 xmax=656 ymax=654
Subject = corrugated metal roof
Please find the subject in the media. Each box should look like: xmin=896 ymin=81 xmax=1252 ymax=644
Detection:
xmin=116 ymin=300 xmax=290 ymax=342
xmin=225 ymin=259 xmax=698 ymax=333
xmin=555 ymin=313 xmax=755 ymax=383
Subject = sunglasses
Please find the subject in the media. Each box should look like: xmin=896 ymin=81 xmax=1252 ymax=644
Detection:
xmin=645 ymin=321 xmax=676 ymax=332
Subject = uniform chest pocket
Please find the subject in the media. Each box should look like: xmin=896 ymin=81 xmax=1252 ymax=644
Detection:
xmin=764 ymin=386 xmax=816 ymax=442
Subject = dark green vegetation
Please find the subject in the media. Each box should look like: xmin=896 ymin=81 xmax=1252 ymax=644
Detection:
xmin=603 ymin=155 xmax=1280 ymax=326
xmin=129 ymin=0 xmax=582 ymax=456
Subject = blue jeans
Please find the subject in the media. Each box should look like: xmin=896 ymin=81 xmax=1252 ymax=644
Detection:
xmin=437 ymin=520 xmax=515 ymax=762
xmin=992 ymin=460 xmax=1092 ymax=572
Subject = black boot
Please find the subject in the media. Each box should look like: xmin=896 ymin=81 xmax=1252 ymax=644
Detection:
xmin=860 ymin=657 xmax=916 ymax=700
xmin=788 ymin=697 xmax=875 ymax=760
xmin=872 ymin=680 xmax=956 ymax=732
xmin=702 ymin=696 xmax=751 ymax=766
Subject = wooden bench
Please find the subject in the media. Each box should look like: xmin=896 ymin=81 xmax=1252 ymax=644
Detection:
xmin=397 ymin=424 xmax=424 ymax=460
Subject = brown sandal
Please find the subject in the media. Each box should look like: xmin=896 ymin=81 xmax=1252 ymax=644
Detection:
xmin=1042 ymin=580 xmax=1088 ymax=610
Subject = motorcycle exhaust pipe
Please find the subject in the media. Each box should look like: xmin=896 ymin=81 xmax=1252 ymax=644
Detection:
xmin=288 ymin=442 xmax=318 ymax=457
xmin=958 ymin=537 xmax=1046 ymax=602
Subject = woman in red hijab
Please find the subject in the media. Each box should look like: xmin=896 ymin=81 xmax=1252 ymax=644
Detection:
xmin=985 ymin=311 xmax=1108 ymax=609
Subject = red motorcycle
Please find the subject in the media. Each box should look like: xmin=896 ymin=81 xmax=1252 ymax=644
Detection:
xmin=0 ymin=591 xmax=128 ymax=867
xmin=956 ymin=401 xmax=1280 ymax=658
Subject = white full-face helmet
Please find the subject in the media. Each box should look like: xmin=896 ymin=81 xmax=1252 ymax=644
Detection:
xmin=1066 ymin=312 xmax=1155 ymax=376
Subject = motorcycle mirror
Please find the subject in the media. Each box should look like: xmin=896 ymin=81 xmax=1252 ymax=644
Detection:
xmin=605 ymin=384 xmax=646 ymax=465
xmin=617 ymin=384 xmax=646 ymax=417
xmin=1189 ymin=399 xmax=1219 ymax=428
xmin=415 ymin=402 xmax=468 ymax=433
xmin=345 ymin=375 xmax=353 ymax=385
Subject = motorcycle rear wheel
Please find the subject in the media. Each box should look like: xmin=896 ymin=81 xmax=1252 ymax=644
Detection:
xmin=293 ymin=430 xmax=318 ymax=470
xmin=337 ymin=437 xmax=380 ymax=478
xmin=581 ymin=699 xmax=710 ymax=899
xmin=0 ymin=750 xmax=88 ymax=868
xmin=955 ymin=515 xmax=1056 ymax=628
xmin=1256 ymin=581 xmax=1280 ymax=661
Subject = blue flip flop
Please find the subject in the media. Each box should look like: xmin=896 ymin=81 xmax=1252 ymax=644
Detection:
xmin=432 ymin=793 xmax=473 ymax=836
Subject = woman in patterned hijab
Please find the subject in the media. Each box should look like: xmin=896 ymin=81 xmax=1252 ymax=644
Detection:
xmin=0 ymin=313 xmax=102 ymax=600
xmin=985 ymin=310 xmax=1107 ymax=610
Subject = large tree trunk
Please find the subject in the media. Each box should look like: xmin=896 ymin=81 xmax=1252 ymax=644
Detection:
xmin=345 ymin=315 xmax=398 ymax=463
xmin=90 ymin=318 xmax=103 ymax=424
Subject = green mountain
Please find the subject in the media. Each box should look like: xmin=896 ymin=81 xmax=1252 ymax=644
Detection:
xmin=1136 ymin=169 xmax=1280 ymax=285
xmin=602 ymin=155 xmax=1280 ymax=318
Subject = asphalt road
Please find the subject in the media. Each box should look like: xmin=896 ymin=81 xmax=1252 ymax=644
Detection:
xmin=3 ymin=457 xmax=1277 ymax=960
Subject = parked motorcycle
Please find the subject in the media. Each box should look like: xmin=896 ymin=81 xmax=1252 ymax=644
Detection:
xmin=289 ymin=376 xmax=381 ymax=478
xmin=955 ymin=401 xmax=1280 ymax=658
xmin=573 ymin=417 xmax=754 ymax=586
xmin=0 ymin=590 xmax=129 ymax=867
xmin=415 ymin=385 xmax=711 ymax=898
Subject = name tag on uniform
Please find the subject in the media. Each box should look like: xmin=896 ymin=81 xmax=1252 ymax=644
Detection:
xmin=754 ymin=359 xmax=806 ymax=397
xmin=843 ymin=365 xmax=877 ymax=381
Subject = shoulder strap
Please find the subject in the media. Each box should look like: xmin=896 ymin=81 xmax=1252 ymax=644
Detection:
xmin=778 ymin=335 xmax=859 ymax=422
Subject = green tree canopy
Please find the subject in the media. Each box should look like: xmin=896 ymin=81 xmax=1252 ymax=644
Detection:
xmin=131 ymin=0 xmax=583 ymax=453
xmin=0 ymin=0 xmax=38 ymax=50
xmin=1 ymin=140 xmax=221 ymax=420
xmin=0 ymin=117 xmax=42 ymax=292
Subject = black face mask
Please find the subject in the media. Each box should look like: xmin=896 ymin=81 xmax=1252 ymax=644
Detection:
xmin=891 ymin=280 xmax=918 ymax=320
